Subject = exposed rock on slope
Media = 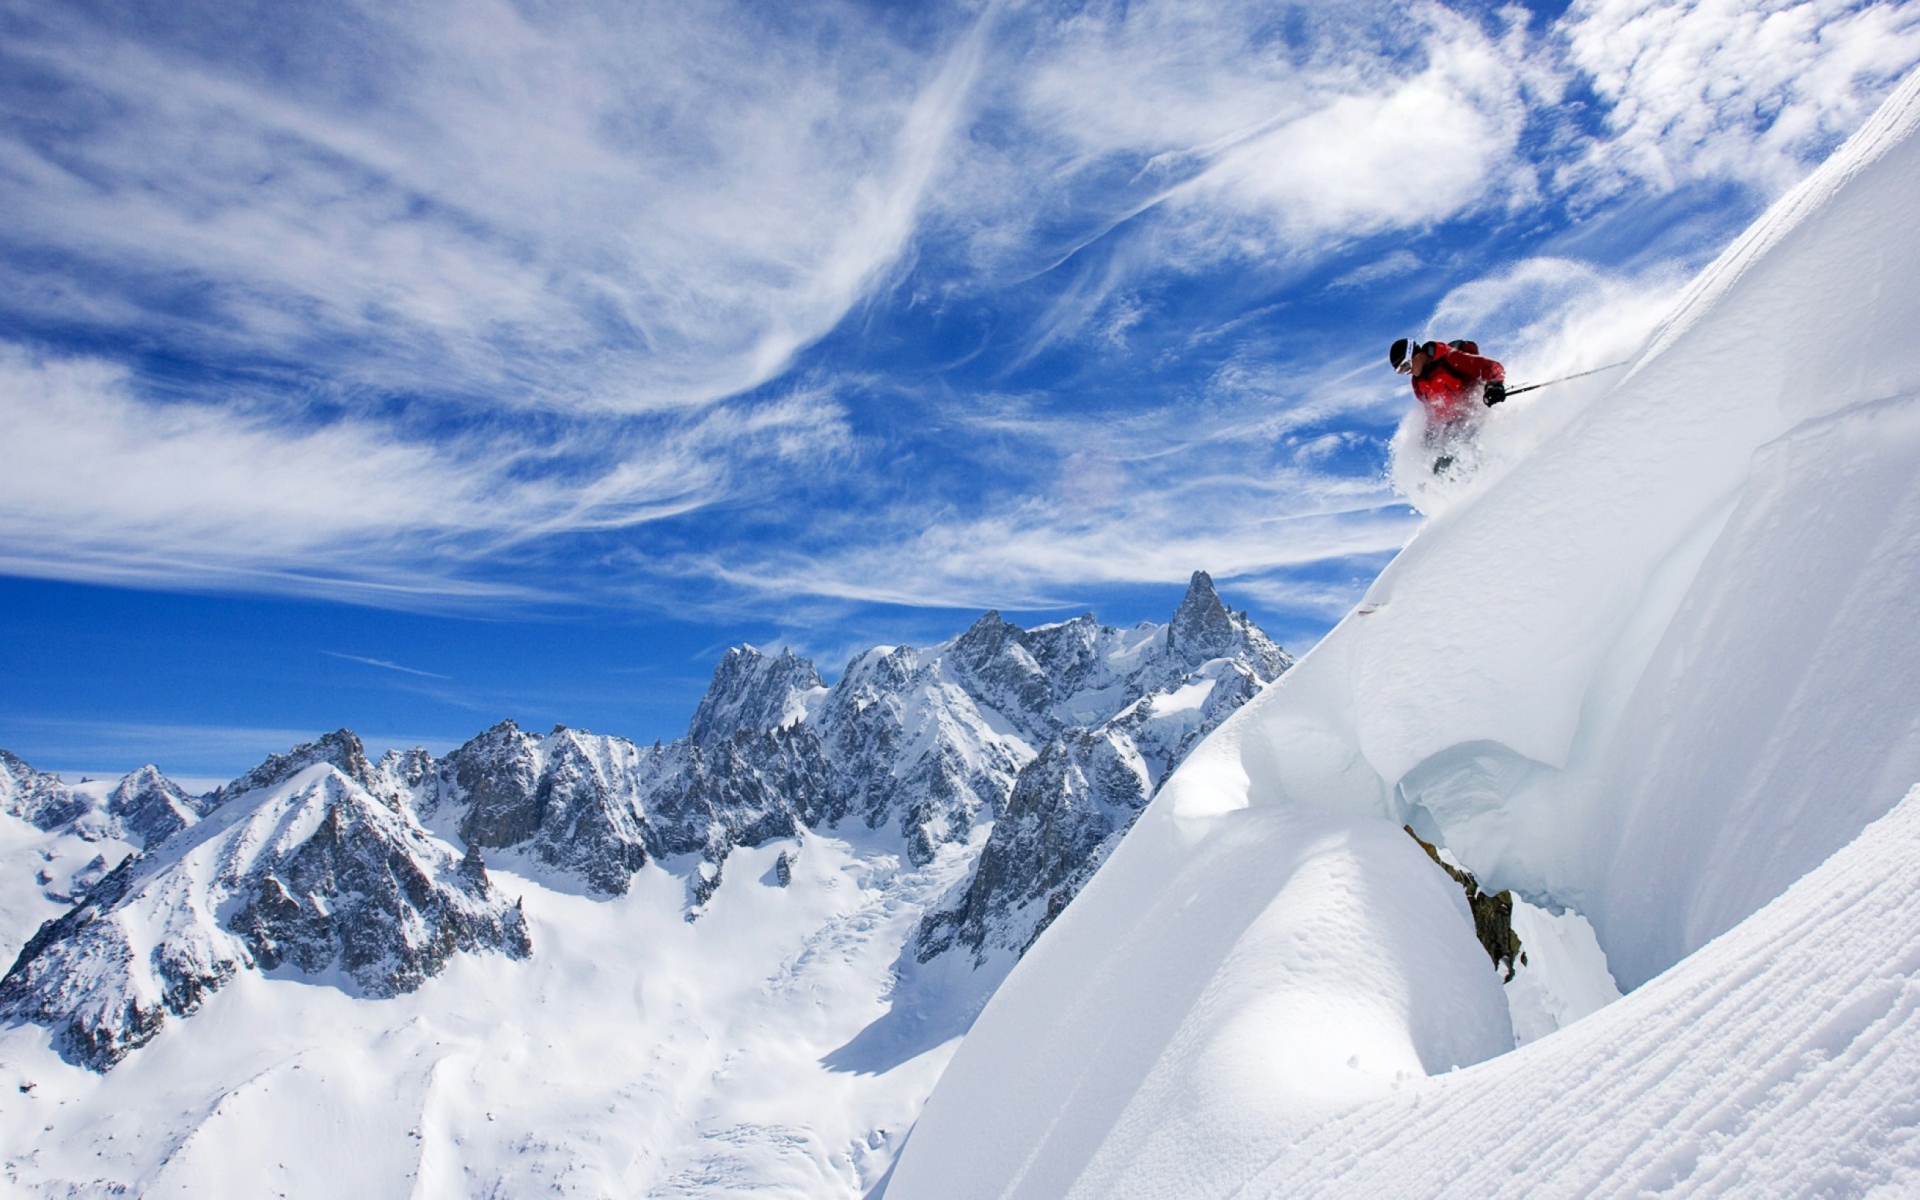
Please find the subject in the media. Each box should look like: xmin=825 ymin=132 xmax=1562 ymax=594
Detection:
xmin=1406 ymin=826 xmax=1522 ymax=980
xmin=917 ymin=572 xmax=1294 ymax=965
xmin=0 ymin=751 xmax=89 ymax=832
xmin=0 ymin=738 xmax=530 ymax=1070
xmin=3 ymin=752 xmax=207 ymax=852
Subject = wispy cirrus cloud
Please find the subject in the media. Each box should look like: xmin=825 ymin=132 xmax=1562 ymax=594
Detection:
xmin=928 ymin=2 xmax=1542 ymax=280
xmin=0 ymin=346 xmax=849 ymax=603
xmin=0 ymin=0 xmax=975 ymax=412
xmin=320 ymin=651 xmax=451 ymax=680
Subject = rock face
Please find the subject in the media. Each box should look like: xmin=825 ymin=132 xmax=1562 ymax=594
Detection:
xmin=0 ymin=570 xmax=1290 ymax=1070
xmin=916 ymin=729 xmax=1151 ymax=962
xmin=0 ymin=736 xmax=530 ymax=1071
xmin=430 ymin=721 xmax=654 ymax=896
xmin=2 ymin=752 xmax=207 ymax=852
xmin=0 ymin=751 xmax=90 ymax=831
xmin=915 ymin=572 xmax=1292 ymax=966
xmin=98 ymin=766 xmax=206 ymax=849
xmin=1406 ymin=826 xmax=1524 ymax=980
xmin=688 ymin=647 xmax=824 ymax=747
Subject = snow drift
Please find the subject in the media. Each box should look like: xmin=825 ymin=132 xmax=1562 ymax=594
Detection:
xmin=887 ymin=67 xmax=1920 ymax=1200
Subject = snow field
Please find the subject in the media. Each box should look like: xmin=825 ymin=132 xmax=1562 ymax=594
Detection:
xmin=0 ymin=827 xmax=975 ymax=1197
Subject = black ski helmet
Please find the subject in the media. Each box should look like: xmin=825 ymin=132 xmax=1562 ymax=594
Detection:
xmin=1389 ymin=337 xmax=1415 ymax=371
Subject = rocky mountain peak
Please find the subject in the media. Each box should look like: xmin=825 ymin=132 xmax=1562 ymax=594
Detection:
xmin=209 ymin=729 xmax=377 ymax=808
xmin=1023 ymin=613 xmax=1104 ymax=690
xmin=688 ymin=646 xmax=824 ymax=747
xmin=948 ymin=611 xmax=1053 ymax=732
xmin=445 ymin=720 xmax=547 ymax=851
xmin=1167 ymin=570 xmax=1237 ymax=666
xmin=0 ymin=749 xmax=86 ymax=830
xmin=104 ymin=765 xmax=203 ymax=848
xmin=1 ymin=762 xmax=530 ymax=1070
xmin=914 ymin=571 xmax=1294 ymax=966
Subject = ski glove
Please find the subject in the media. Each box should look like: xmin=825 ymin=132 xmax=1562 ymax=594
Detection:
xmin=1483 ymin=380 xmax=1507 ymax=406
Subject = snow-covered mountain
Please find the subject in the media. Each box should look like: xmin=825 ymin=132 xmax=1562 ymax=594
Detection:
xmin=883 ymin=68 xmax=1920 ymax=1199
xmin=0 ymin=572 xmax=1287 ymax=1195
xmin=2 ymin=747 xmax=532 ymax=1071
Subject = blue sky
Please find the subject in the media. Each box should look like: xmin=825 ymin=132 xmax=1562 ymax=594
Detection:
xmin=3 ymin=0 xmax=1918 ymax=780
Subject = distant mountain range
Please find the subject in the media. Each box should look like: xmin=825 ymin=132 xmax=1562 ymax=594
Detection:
xmin=0 ymin=572 xmax=1288 ymax=1124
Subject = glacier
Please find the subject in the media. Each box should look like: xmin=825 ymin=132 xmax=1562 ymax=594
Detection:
xmin=884 ymin=66 xmax=1920 ymax=1200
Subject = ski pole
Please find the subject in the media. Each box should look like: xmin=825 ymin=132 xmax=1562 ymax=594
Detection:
xmin=1503 ymin=360 xmax=1631 ymax=398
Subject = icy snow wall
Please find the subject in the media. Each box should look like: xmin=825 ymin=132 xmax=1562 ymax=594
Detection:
xmin=886 ymin=67 xmax=1920 ymax=1200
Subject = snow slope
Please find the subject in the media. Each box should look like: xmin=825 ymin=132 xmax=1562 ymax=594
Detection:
xmin=0 ymin=830 xmax=962 ymax=1197
xmin=887 ymin=66 xmax=1920 ymax=1200
xmin=1222 ymin=781 xmax=1920 ymax=1198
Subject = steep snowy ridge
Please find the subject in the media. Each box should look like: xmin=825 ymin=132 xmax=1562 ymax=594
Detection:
xmin=886 ymin=67 xmax=1920 ymax=1200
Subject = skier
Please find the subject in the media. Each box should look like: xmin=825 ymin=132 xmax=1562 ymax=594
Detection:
xmin=1390 ymin=337 xmax=1507 ymax=420
xmin=1389 ymin=337 xmax=1507 ymax=474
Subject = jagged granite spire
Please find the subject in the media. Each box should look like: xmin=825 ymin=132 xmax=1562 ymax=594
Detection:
xmin=1167 ymin=570 xmax=1292 ymax=678
xmin=1167 ymin=570 xmax=1237 ymax=665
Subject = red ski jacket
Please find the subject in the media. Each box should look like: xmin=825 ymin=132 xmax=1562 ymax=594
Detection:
xmin=1411 ymin=341 xmax=1505 ymax=423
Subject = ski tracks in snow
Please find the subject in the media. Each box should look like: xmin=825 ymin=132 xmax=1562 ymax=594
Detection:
xmin=1234 ymin=782 xmax=1920 ymax=1198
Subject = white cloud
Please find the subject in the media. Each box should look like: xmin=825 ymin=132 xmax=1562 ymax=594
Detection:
xmin=1561 ymin=0 xmax=1920 ymax=195
xmin=0 ymin=346 xmax=847 ymax=602
xmin=1171 ymin=11 xmax=1531 ymax=244
xmin=687 ymin=356 xmax=1420 ymax=612
xmin=0 ymin=0 xmax=976 ymax=413
xmin=703 ymin=495 xmax=1417 ymax=612
xmin=919 ymin=1 xmax=1548 ymax=369
xmin=1425 ymin=255 xmax=1689 ymax=384
xmin=1329 ymin=249 xmax=1426 ymax=290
